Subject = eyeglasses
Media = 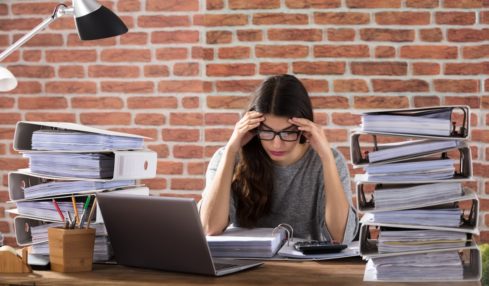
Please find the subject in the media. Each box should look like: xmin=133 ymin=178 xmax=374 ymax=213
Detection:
xmin=256 ymin=129 xmax=302 ymax=142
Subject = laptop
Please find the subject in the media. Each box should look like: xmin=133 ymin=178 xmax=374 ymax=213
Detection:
xmin=97 ymin=192 xmax=263 ymax=276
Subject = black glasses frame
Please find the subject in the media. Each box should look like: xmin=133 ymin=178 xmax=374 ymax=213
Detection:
xmin=256 ymin=129 xmax=302 ymax=142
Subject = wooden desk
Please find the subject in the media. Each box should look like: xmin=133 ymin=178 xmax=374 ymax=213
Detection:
xmin=0 ymin=258 xmax=481 ymax=286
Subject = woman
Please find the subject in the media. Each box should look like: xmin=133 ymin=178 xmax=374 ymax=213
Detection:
xmin=199 ymin=74 xmax=357 ymax=243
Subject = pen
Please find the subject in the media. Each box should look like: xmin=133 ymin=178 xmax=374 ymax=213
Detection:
xmin=71 ymin=194 xmax=79 ymax=225
xmin=86 ymin=197 xmax=97 ymax=229
xmin=65 ymin=211 xmax=72 ymax=229
xmin=79 ymin=196 xmax=91 ymax=228
xmin=52 ymin=199 xmax=65 ymax=223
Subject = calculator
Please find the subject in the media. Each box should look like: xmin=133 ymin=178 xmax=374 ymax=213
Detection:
xmin=293 ymin=240 xmax=347 ymax=254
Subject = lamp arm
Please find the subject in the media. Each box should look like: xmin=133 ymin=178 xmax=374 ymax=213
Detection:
xmin=0 ymin=4 xmax=74 ymax=62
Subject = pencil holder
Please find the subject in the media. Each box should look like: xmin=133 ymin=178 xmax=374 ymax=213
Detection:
xmin=48 ymin=227 xmax=95 ymax=272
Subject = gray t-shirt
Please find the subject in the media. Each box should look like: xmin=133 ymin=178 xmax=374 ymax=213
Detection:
xmin=202 ymin=146 xmax=358 ymax=244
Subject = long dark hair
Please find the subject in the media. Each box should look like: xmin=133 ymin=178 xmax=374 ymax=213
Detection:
xmin=231 ymin=74 xmax=314 ymax=227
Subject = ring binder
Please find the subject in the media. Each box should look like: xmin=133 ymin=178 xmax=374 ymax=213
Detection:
xmin=273 ymin=223 xmax=294 ymax=246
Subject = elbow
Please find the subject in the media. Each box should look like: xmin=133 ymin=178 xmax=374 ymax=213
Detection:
xmin=202 ymin=224 xmax=225 ymax=236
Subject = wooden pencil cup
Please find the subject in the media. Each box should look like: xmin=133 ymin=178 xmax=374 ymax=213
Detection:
xmin=48 ymin=227 xmax=95 ymax=272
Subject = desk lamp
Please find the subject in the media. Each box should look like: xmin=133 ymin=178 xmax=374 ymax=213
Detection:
xmin=0 ymin=0 xmax=128 ymax=92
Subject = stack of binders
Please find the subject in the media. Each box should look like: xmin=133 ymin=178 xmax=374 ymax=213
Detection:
xmin=351 ymin=106 xmax=481 ymax=282
xmin=6 ymin=121 xmax=157 ymax=262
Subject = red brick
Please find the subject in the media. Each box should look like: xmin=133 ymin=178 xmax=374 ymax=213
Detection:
xmin=253 ymin=13 xmax=309 ymax=25
xmin=101 ymin=81 xmax=154 ymax=93
xmin=207 ymin=0 xmax=224 ymax=10
xmin=118 ymin=0 xmax=141 ymax=11
xmin=333 ymin=79 xmax=369 ymax=93
xmin=207 ymin=96 xmax=251 ymax=109
xmin=109 ymin=128 xmax=157 ymax=140
xmin=25 ymin=113 xmax=75 ymax=122
xmin=46 ymin=50 xmax=96 ymax=62
xmin=187 ymin=162 xmax=206 ymax=175
xmin=192 ymin=47 xmax=214 ymax=61
xmin=346 ymin=0 xmax=401 ymax=7
xmin=66 ymin=34 xmax=116 ymax=47
xmin=314 ymin=12 xmax=369 ymax=25
xmin=285 ymin=0 xmax=341 ymax=8
xmin=7 ymin=65 xmax=54 ymax=78
xmin=88 ymin=65 xmax=139 ymax=78
xmin=372 ymin=79 xmax=429 ymax=92
xmin=155 ymin=48 xmax=188 ymax=60
xmin=13 ymin=33 xmax=62 ymax=47
xmin=0 ymin=113 xmax=21 ymax=125
xmin=7 ymin=81 xmax=41 ymax=94
xmin=237 ymin=30 xmax=263 ymax=42
xmin=351 ymin=62 xmax=407 ymax=75
xmin=218 ymin=47 xmax=251 ymax=59
xmin=301 ymin=79 xmax=329 ymax=93
xmin=135 ymin=114 xmax=165 ymax=126
xmin=171 ymin=178 xmax=204 ymax=191
xmin=444 ymin=96 xmax=480 ymax=108
xmin=71 ymin=97 xmax=123 ymax=109
xmin=162 ymin=129 xmax=200 ymax=142
xmin=292 ymin=62 xmax=345 ymax=75
xmin=11 ymin=2 xmax=55 ymax=14
xmin=151 ymin=31 xmax=199 ymax=44
xmin=482 ymin=11 xmax=489 ymax=24
xmin=138 ymin=16 xmax=190 ymax=28
xmin=199 ymin=14 xmax=248 ymax=27
xmin=259 ymin=63 xmax=289 ymax=75
xmin=324 ymin=129 xmax=348 ymax=142
xmin=443 ymin=0 xmax=483 ymax=8
xmin=144 ymin=65 xmax=170 ymax=77
xmin=23 ymin=50 xmax=42 ymax=62
xmin=327 ymin=29 xmax=355 ymax=41
xmin=0 ymin=18 xmax=40 ymax=31
xmin=268 ymin=29 xmax=322 ymax=41
xmin=58 ymin=66 xmax=84 ymax=78
xmin=120 ymin=32 xmax=148 ymax=45
xmin=205 ymin=128 xmax=233 ymax=142
xmin=157 ymin=161 xmax=184 ymax=175
xmin=170 ymin=113 xmax=203 ymax=126
xmin=434 ymin=79 xmax=479 ymax=93
xmin=18 ymin=97 xmax=67 ymax=109
xmin=146 ymin=0 xmax=199 ymax=11
xmin=182 ymin=97 xmax=200 ymax=109
xmin=482 ymin=96 xmax=489 ymax=109
xmin=127 ymin=96 xmax=178 ymax=109
xmin=447 ymin=28 xmax=489 ymax=42
xmin=310 ymin=96 xmax=349 ymax=109
xmin=332 ymin=112 xmax=362 ymax=126
xmin=375 ymin=46 xmax=396 ymax=58
xmin=414 ymin=96 xmax=441 ymax=107
xmin=205 ymin=113 xmax=240 ymax=125
xmin=463 ymin=45 xmax=489 ymax=59
xmin=158 ymin=80 xmax=207 ymax=93
xmin=256 ymin=45 xmax=309 ymax=58
xmin=314 ymin=45 xmax=369 ymax=58
xmin=216 ymin=80 xmax=261 ymax=92
xmin=173 ymin=145 xmax=204 ymax=159
xmin=101 ymin=49 xmax=151 ymax=62
xmin=412 ymin=63 xmax=440 ymax=75
xmin=354 ymin=96 xmax=410 ymax=109
xmin=420 ymin=28 xmax=443 ymax=42
xmin=45 ymin=81 xmax=96 ymax=94
xmin=360 ymin=29 xmax=414 ymax=42
xmin=400 ymin=46 xmax=458 ymax=59
xmin=0 ymin=98 xmax=14 ymax=108
xmin=148 ymin=144 xmax=170 ymax=158
xmin=436 ymin=12 xmax=476 ymax=25
xmin=406 ymin=0 xmax=439 ymax=8
xmin=376 ymin=12 xmax=430 ymax=25
xmin=0 ymin=128 xmax=15 ymax=140
xmin=473 ymin=162 xmax=489 ymax=177
xmin=207 ymin=31 xmax=232 ymax=44
xmin=445 ymin=63 xmax=489 ymax=75
xmin=80 ymin=112 xmax=131 ymax=125
xmin=140 ymin=178 xmax=166 ymax=190
xmin=173 ymin=63 xmax=200 ymax=76
xmin=313 ymin=112 xmax=328 ymax=125
xmin=206 ymin=63 xmax=255 ymax=76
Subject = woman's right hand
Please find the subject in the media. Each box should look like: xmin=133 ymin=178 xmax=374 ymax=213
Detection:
xmin=226 ymin=111 xmax=265 ymax=154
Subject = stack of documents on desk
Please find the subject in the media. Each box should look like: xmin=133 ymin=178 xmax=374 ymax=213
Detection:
xmin=16 ymin=201 xmax=84 ymax=222
xmin=378 ymin=230 xmax=468 ymax=253
xmin=30 ymin=222 xmax=107 ymax=244
xmin=30 ymin=236 xmax=112 ymax=262
xmin=364 ymin=158 xmax=455 ymax=181
xmin=365 ymin=209 xmax=461 ymax=228
xmin=32 ymin=129 xmax=144 ymax=151
xmin=22 ymin=180 xmax=135 ymax=199
xmin=368 ymin=139 xmax=459 ymax=163
xmin=366 ymin=251 xmax=463 ymax=281
xmin=374 ymin=182 xmax=462 ymax=209
xmin=207 ymin=227 xmax=286 ymax=258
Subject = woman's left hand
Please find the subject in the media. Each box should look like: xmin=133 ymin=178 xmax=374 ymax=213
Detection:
xmin=289 ymin=117 xmax=332 ymax=160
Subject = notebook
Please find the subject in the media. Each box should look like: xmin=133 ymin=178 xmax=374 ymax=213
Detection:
xmin=96 ymin=192 xmax=263 ymax=276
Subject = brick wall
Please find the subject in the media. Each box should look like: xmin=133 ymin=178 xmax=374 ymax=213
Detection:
xmin=0 ymin=0 xmax=488 ymax=245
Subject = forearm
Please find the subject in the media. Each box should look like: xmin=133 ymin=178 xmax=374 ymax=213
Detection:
xmin=200 ymin=146 xmax=237 ymax=235
xmin=322 ymin=150 xmax=349 ymax=242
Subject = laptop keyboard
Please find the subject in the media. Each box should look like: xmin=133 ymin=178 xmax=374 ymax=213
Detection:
xmin=214 ymin=262 xmax=239 ymax=270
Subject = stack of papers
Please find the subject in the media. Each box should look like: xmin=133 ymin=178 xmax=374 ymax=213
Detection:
xmin=24 ymin=153 xmax=115 ymax=179
xmin=378 ymin=230 xmax=468 ymax=254
xmin=17 ymin=201 xmax=84 ymax=222
xmin=206 ymin=227 xmax=286 ymax=258
xmin=368 ymin=140 xmax=459 ymax=163
xmin=366 ymin=251 xmax=463 ymax=281
xmin=362 ymin=111 xmax=451 ymax=136
xmin=364 ymin=158 xmax=455 ymax=181
xmin=374 ymin=182 xmax=462 ymax=209
xmin=31 ymin=223 xmax=107 ymax=244
xmin=367 ymin=209 xmax=461 ymax=228
xmin=32 ymin=130 xmax=144 ymax=151
xmin=30 ymin=236 xmax=112 ymax=262
xmin=23 ymin=180 xmax=135 ymax=199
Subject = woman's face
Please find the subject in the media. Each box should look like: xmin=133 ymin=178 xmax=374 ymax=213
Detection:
xmin=257 ymin=114 xmax=307 ymax=166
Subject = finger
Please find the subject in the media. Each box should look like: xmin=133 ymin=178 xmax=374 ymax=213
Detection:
xmin=289 ymin=117 xmax=313 ymax=126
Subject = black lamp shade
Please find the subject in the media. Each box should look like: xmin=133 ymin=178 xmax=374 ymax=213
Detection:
xmin=75 ymin=5 xmax=128 ymax=40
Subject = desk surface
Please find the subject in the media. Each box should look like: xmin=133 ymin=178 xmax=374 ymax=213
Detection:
xmin=0 ymin=258 xmax=482 ymax=286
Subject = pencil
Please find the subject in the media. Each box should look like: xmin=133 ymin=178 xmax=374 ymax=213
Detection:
xmin=79 ymin=196 xmax=92 ymax=228
xmin=52 ymin=199 xmax=65 ymax=222
xmin=86 ymin=197 xmax=97 ymax=229
xmin=71 ymin=194 xmax=79 ymax=225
